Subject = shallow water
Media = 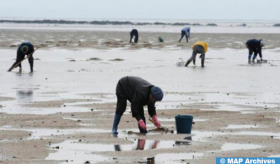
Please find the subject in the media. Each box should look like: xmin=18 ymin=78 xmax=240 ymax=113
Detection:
xmin=1 ymin=49 xmax=280 ymax=115
xmin=221 ymin=143 xmax=262 ymax=151
xmin=150 ymin=152 xmax=204 ymax=164
xmin=224 ymin=125 xmax=260 ymax=129
xmin=46 ymin=138 xmax=192 ymax=163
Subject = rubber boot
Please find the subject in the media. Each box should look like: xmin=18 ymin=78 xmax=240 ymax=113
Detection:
xmin=138 ymin=117 xmax=148 ymax=134
xmin=252 ymin=55 xmax=256 ymax=63
xmin=30 ymin=63 xmax=33 ymax=72
xmin=201 ymin=59 xmax=205 ymax=67
xmin=248 ymin=54 xmax=252 ymax=64
xmin=185 ymin=60 xmax=191 ymax=67
xmin=112 ymin=114 xmax=122 ymax=135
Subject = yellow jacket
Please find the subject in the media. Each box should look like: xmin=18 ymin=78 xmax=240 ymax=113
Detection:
xmin=192 ymin=41 xmax=208 ymax=53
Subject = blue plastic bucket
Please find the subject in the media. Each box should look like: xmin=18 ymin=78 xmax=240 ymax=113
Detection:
xmin=175 ymin=115 xmax=193 ymax=134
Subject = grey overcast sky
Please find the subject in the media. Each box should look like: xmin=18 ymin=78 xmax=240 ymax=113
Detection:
xmin=0 ymin=0 xmax=279 ymax=21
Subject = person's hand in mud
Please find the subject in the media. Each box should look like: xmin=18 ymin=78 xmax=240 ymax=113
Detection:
xmin=152 ymin=115 xmax=161 ymax=128
xmin=138 ymin=119 xmax=147 ymax=131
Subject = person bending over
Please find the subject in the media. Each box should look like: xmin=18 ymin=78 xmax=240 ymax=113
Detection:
xmin=130 ymin=29 xmax=139 ymax=43
xmin=185 ymin=41 xmax=208 ymax=67
xmin=246 ymin=39 xmax=265 ymax=64
xmin=179 ymin=27 xmax=190 ymax=43
xmin=112 ymin=76 xmax=164 ymax=134
xmin=8 ymin=42 xmax=35 ymax=73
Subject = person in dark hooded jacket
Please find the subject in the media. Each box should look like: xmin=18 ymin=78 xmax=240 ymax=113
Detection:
xmin=129 ymin=29 xmax=139 ymax=43
xmin=8 ymin=42 xmax=35 ymax=72
xmin=246 ymin=39 xmax=265 ymax=63
xmin=112 ymin=76 xmax=164 ymax=134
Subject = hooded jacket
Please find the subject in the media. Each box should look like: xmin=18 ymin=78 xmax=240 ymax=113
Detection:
xmin=116 ymin=76 xmax=156 ymax=119
xmin=246 ymin=39 xmax=262 ymax=56
xmin=17 ymin=42 xmax=34 ymax=57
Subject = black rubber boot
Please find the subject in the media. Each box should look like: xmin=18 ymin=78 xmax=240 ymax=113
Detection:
xmin=112 ymin=114 xmax=122 ymax=135
xmin=30 ymin=63 xmax=33 ymax=72
xmin=185 ymin=60 xmax=191 ymax=67
xmin=201 ymin=59 xmax=205 ymax=67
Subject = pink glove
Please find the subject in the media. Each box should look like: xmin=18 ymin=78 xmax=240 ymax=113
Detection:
xmin=138 ymin=119 xmax=146 ymax=131
xmin=152 ymin=115 xmax=161 ymax=128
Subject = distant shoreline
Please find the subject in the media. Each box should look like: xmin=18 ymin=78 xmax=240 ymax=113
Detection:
xmin=0 ymin=19 xmax=209 ymax=26
xmin=1 ymin=19 xmax=279 ymax=27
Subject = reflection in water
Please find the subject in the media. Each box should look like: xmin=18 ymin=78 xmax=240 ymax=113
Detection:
xmin=47 ymin=138 xmax=192 ymax=162
xmin=113 ymin=138 xmax=191 ymax=151
xmin=16 ymin=90 xmax=33 ymax=103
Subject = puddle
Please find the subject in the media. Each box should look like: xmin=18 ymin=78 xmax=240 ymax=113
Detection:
xmin=0 ymin=126 xmax=169 ymax=140
xmin=47 ymin=139 xmax=192 ymax=163
xmin=146 ymin=153 xmax=204 ymax=164
xmin=221 ymin=143 xmax=262 ymax=151
xmin=46 ymin=150 xmax=110 ymax=164
xmin=236 ymin=131 xmax=280 ymax=138
xmin=50 ymin=139 xmax=190 ymax=152
xmin=188 ymin=130 xmax=280 ymax=142
xmin=2 ymin=90 xmax=280 ymax=114
xmin=0 ymin=105 xmax=91 ymax=115
xmin=194 ymin=118 xmax=208 ymax=122
xmin=16 ymin=90 xmax=34 ymax=103
xmin=192 ymin=131 xmax=228 ymax=142
xmin=161 ymin=92 xmax=280 ymax=112
xmin=0 ymin=91 xmax=103 ymax=114
xmin=224 ymin=124 xmax=259 ymax=129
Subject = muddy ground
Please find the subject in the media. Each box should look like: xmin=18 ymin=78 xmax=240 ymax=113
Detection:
xmin=0 ymin=26 xmax=280 ymax=164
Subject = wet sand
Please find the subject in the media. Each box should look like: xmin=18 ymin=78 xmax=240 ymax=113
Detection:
xmin=0 ymin=25 xmax=280 ymax=164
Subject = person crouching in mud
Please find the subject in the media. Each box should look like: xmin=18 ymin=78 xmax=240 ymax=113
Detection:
xmin=246 ymin=39 xmax=265 ymax=64
xmin=112 ymin=76 xmax=164 ymax=134
xmin=8 ymin=42 xmax=35 ymax=73
xmin=130 ymin=29 xmax=139 ymax=43
xmin=185 ymin=41 xmax=208 ymax=67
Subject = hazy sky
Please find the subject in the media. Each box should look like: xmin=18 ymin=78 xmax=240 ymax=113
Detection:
xmin=0 ymin=0 xmax=279 ymax=21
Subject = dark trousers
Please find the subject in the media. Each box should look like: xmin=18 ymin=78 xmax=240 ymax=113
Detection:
xmin=130 ymin=34 xmax=138 ymax=43
xmin=130 ymin=30 xmax=138 ymax=43
xmin=248 ymin=47 xmax=262 ymax=61
xmin=179 ymin=31 xmax=189 ymax=42
xmin=187 ymin=45 xmax=205 ymax=62
xmin=115 ymin=93 xmax=147 ymax=133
